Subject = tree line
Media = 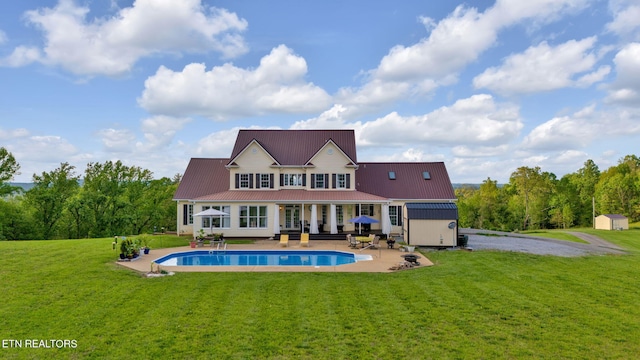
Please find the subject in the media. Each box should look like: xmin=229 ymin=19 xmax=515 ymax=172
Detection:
xmin=2 ymin=146 xmax=639 ymax=239
xmin=0 ymin=147 xmax=178 ymax=240
xmin=456 ymin=155 xmax=640 ymax=231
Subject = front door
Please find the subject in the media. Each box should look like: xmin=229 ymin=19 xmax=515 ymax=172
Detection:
xmin=284 ymin=205 xmax=300 ymax=230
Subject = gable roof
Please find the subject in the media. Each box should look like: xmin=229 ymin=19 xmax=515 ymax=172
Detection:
xmin=228 ymin=129 xmax=357 ymax=166
xmin=598 ymin=214 xmax=628 ymax=219
xmin=173 ymin=158 xmax=230 ymax=200
xmin=355 ymin=162 xmax=456 ymax=200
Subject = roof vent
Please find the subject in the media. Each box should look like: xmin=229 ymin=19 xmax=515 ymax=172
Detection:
xmin=423 ymin=171 xmax=431 ymax=180
xmin=388 ymin=171 xmax=396 ymax=180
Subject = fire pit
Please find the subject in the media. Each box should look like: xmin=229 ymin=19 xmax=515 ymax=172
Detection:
xmin=401 ymin=254 xmax=421 ymax=266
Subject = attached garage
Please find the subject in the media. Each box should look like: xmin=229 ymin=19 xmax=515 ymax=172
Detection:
xmin=595 ymin=214 xmax=629 ymax=230
xmin=403 ymin=203 xmax=458 ymax=247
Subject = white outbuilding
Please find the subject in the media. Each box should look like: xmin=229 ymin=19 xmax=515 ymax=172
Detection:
xmin=595 ymin=214 xmax=628 ymax=230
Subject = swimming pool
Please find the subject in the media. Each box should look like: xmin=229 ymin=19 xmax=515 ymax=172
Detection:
xmin=154 ymin=250 xmax=371 ymax=267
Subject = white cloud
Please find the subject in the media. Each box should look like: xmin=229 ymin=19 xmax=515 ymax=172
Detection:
xmin=97 ymin=128 xmax=137 ymax=152
xmin=1 ymin=0 xmax=248 ymax=76
xmin=140 ymin=115 xmax=191 ymax=149
xmin=0 ymin=30 xmax=6 ymax=44
xmin=606 ymin=42 xmax=640 ymax=105
xmin=522 ymin=105 xmax=640 ymax=150
xmin=358 ymin=94 xmax=522 ymax=147
xmin=11 ymin=135 xmax=78 ymax=163
xmin=334 ymin=0 xmax=590 ymax=116
xmin=0 ymin=46 xmax=42 ymax=67
xmin=375 ymin=6 xmax=494 ymax=82
xmin=293 ymin=94 xmax=523 ymax=156
xmin=451 ymin=144 xmax=511 ymax=157
xmin=139 ymin=45 xmax=332 ymax=119
xmin=522 ymin=115 xmax=595 ymax=150
xmin=606 ymin=1 xmax=640 ymax=39
xmin=195 ymin=125 xmax=280 ymax=157
xmin=474 ymin=37 xmax=609 ymax=95
xmin=0 ymin=127 xmax=30 ymax=140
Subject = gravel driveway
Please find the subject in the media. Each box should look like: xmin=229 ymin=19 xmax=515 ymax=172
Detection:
xmin=460 ymin=228 xmax=626 ymax=257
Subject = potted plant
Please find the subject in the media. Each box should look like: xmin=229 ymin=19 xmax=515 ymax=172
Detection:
xmin=119 ymin=238 xmax=135 ymax=259
xmin=140 ymin=235 xmax=151 ymax=254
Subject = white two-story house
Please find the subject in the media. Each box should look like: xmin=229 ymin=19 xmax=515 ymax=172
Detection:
xmin=173 ymin=129 xmax=456 ymax=240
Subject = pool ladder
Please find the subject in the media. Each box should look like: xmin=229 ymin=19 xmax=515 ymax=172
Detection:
xmin=209 ymin=242 xmax=227 ymax=254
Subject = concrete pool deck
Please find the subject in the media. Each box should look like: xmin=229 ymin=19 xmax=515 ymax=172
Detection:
xmin=116 ymin=239 xmax=433 ymax=273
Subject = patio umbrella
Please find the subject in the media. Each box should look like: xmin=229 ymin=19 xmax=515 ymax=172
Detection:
xmin=194 ymin=208 xmax=229 ymax=234
xmin=348 ymin=215 xmax=380 ymax=234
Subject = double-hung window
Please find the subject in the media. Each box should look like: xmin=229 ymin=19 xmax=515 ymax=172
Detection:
xmin=182 ymin=204 xmax=193 ymax=225
xmin=312 ymin=173 xmax=328 ymax=189
xmin=282 ymin=174 xmax=303 ymax=186
xmin=260 ymin=173 xmax=271 ymax=188
xmin=239 ymin=205 xmax=268 ymax=228
xmin=239 ymin=174 xmax=250 ymax=189
xmin=201 ymin=205 xmax=231 ymax=229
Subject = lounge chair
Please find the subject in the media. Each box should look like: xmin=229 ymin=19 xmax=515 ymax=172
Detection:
xmin=300 ymin=233 xmax=310 ymax=247
xmin=279 ymin=234 xmax=289 ymax=247
xmin=360 ymin=235 xmax=380 ymax=251
xmin=347 ymin=234 xmax=360 ymax=248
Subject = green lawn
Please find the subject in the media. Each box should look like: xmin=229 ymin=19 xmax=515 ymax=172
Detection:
xmin=1 ymin=232 xmax=639 ymax=359
xmin=519 ymin=230 xmax=588 ymax=243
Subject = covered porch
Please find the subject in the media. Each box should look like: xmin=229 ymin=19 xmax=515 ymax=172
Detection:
xmin=272 ymin=201 xmax=394 ymax=238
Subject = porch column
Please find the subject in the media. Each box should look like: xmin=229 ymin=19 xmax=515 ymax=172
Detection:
xmin=310 ymin=204 xmax=319 ymax=234
xmin=273 ymin=204 xmax=280 ymax=235
xmin=330 ymin=204 xmax=338 ymax=234
xmin=382 ymin=204 xmax=391 ymax=236
xmin=301 ymin=203 xmax=305 ymax=233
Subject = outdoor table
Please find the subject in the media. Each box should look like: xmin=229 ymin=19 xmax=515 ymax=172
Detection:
xmin=355 ymin=236 xmax=371 ymax=248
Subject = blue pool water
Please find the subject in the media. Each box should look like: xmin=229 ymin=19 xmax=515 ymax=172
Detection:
xmin=154 ymin=250 xmax=369 ymax=267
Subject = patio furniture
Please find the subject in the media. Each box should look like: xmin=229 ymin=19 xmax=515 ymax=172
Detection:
xmin=361 ymin=235 xmax=380 ymax=251
xmin=279 ymin=234 xmax=289 ymax=247
xmin=386 ymin=237 xmax=396 ymax=249
xmin=347 ymin=234 xmax=360 ymax=248
xmin=300 ymin=233 xmax=310 ymax=247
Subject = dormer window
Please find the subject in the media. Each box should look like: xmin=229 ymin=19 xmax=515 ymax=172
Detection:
xmin=239 ymin=173 xmax=251 ymax=188
xmin=311 ymin=173 xmax=329 ymax=189
xmin=388 ymin=171 xmax=396 ymax=180
xmin=282 ymin=173 xmax=304 ymax=187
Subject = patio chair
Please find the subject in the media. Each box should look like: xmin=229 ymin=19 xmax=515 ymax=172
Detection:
xmin=360 ymin=235 xmax=380 ymax=251
xmin=347 ymin=234 xmax=360 ymax=249
xmin=300 ymin=233 xmax=310 ymax=247
xmin=279 ymin=234 xmax=289 ymax=247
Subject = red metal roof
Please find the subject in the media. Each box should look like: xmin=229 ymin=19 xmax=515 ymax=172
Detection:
xmin=229 ymin=129 xmax=357 ymax=165
xmin=173 ymin=158 xmax=230 ymax=200
xmin=193 ymin=189 xmax=388 ymax=202
xmin=355 ymin=162 xmax=456 ymax=200
xmin=174 ymin=133 xmax=456 ymax=203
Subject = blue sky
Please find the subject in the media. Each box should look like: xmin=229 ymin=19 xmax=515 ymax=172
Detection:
xmin=1 ymin=0 xmax=639 ymax=183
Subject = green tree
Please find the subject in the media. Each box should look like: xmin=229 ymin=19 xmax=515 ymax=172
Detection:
xmin=595 ymin=155 xmax=640 ymax=221
xmin=0 ymin=198 xmax=36 ymax=240
xmin=24 ymin=162 xmax=80 ymax=239
xmin=82 ymin=160 xmax=161 ymax=237
xmin=508 ymin=166 xmax=556 ymax=230
xmin=0 ymin=147 xmax=21 ymax=196
xmin=567 ymin=159 xmax=600 ymax=226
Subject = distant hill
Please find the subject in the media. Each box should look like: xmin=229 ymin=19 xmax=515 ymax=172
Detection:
xmin=452 ymin=183 xmax=480 ymax=189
